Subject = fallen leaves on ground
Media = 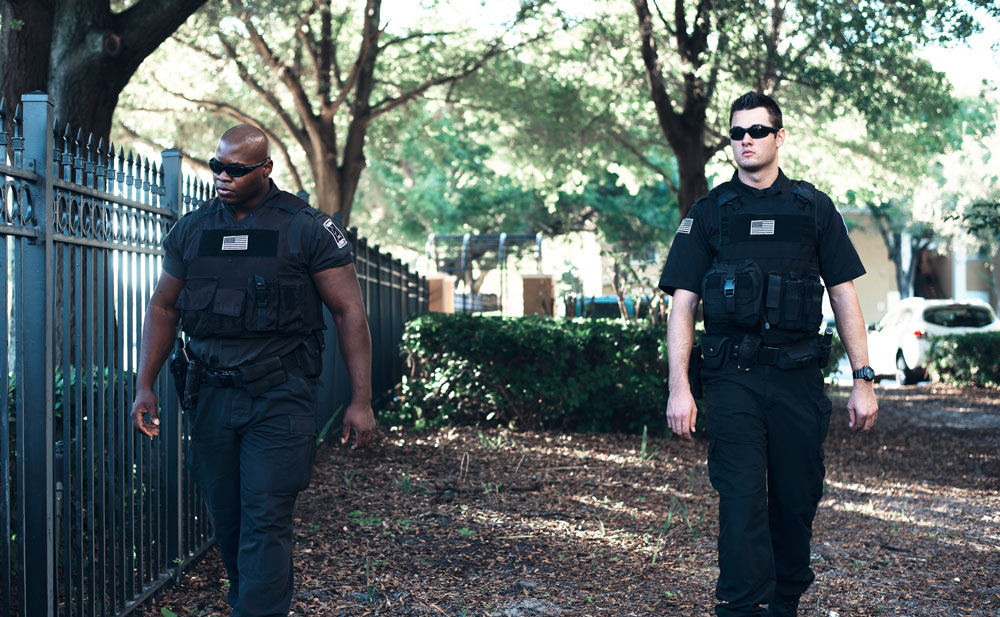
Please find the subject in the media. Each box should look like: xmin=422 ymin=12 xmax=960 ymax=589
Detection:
xmin=143 ymin=385 xmax=1000 ymax=617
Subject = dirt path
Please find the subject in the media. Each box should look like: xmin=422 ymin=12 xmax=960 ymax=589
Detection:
xmin=146 ymin=385 xmax=1000 ymax=617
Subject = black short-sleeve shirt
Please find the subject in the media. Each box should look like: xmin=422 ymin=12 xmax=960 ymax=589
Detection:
xmin=658 ymin=171 xmax=864 ymax=333
xmin=161 ymin=181 xmax=354 ymax=366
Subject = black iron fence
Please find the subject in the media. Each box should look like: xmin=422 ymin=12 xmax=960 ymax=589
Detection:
xmin=0 ymin=93 xmax=427 ymax=617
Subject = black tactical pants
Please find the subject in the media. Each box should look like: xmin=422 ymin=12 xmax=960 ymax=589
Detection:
xmin=187 ymin=366 xmax=318 ymax=617
xmin=702 ymin=357 xmax=832 ymax=617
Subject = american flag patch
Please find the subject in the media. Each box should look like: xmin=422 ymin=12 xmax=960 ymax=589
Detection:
xmin=676 ymin=218 xmax=694 ymax=234
xmin=750 ymin=220 xmax=775 ymax=235
xmin=221 ymin=235 xmax=249 ymax=251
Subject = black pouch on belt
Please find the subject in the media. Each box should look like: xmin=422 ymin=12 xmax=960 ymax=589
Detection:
xmin=700 ymin=334 xmax=731 ymax=370
xmin=775 ymin=336 xmax=820 ymax=370
xmin=240 ymin=356 xmax=287 ymax=397
xmin=736 ymin=335 xmax=762 ymax=372
xmin=688 ymin=344 xmax=704 ymax=399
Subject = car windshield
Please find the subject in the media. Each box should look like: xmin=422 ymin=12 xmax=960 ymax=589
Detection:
xmin=922 ymin=306 xmax=995 ymax=328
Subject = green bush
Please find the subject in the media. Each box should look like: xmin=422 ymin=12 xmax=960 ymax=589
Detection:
xmin=395 ymin=314 xmax=670 ymax=434
xmin=927 ymin=332 xmax=1000 ymax=388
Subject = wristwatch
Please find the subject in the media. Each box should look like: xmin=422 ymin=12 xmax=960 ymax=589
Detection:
xmin=852 ymin=366 xmax=875 ymax=382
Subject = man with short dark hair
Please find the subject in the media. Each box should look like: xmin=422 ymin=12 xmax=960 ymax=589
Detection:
xmin=658 ymin=92 xmax=878 ymax=617
xmin=130 ymin=125 xmax=375 ymax=617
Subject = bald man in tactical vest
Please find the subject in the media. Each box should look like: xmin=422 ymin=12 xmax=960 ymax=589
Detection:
xmin=130 ymin=125 xmax=375 ymax=617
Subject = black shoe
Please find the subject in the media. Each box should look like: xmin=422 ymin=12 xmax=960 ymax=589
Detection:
xmin=767 ymin=595 xmax=799 ymax=617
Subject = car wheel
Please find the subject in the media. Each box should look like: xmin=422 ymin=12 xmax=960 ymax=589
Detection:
xmin=895 ymin=352 xmax=921 ymax=386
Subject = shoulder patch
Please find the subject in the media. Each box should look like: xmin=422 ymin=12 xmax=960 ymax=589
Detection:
xmin=321 ymin=217 xmax=349 ymax=249
xmin=676 ymin=217 xmax=694 ymax=234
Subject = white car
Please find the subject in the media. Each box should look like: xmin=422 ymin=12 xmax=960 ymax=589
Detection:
xmin=867 ymin=297 xmax=1000 ymax=385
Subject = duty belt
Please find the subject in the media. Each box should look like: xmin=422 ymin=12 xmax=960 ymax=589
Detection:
xmin=729 ymin=343 xmax=782 ymax=366
xmin=199 ymin=347 xmax=305 ymax=395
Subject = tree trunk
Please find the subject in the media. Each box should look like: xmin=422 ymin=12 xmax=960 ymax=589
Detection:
xmin=1 ymin=0 xmax=208 ymax=141
xmin=674 ymin=134 xmax=711 ymax=219
xmin=0 ymin=0 xmax=55 ymax=109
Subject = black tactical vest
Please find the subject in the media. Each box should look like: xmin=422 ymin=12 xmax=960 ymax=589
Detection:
xmin=173 ymin=197 xmax=326 ymax=339
xmin=700 ymin=180 xmax=825 ymax=341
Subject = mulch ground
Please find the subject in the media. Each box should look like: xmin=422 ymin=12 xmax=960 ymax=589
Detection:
xmin=143 ymin=384 xmax=1000 ymax=617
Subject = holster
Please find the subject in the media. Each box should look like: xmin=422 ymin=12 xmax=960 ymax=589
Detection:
xmin=736 ymin=335 xmax=761 ymax=372
xmin=688 ymin=344 xmax=704 ymax=399
xmin=169 ymin=338 xmax=201 ymax=411
xmin=816 ymin=327 xmax=834 ymax=369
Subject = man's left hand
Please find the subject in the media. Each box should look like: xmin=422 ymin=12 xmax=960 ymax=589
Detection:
xmin=341 ymin=402 xmax=376 ymax=449
xmin=847 ymin=382 xmax=878 ymax=432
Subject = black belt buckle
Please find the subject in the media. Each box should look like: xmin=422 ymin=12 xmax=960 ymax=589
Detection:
xmin=736 ymin=336 xmax=761 ymax=372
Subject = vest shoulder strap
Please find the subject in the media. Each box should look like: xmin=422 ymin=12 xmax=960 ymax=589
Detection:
xmin=791 ymin=180 xmax=816 ymax=207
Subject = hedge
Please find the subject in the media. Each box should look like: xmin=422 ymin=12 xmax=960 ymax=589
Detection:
xmin=927 ymin=332 xmax=1000 ymax=388
xmin=395 ymin=314 xmax=670 ymax=434
xmin=392 ymin=314 xmax=847 ymax=434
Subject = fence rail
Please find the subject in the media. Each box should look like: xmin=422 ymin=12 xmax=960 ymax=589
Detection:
xmin=0 ymin=93 xmax=427 ymax=617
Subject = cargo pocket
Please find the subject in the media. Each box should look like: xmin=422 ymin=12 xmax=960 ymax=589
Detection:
xmin=815 ymin=397 xmax=833 ymax=444
xmin=286 ymin=414 xmax=318 ymax=492
xmin=174 ymin=277 xmax=217 ymax=337
xmin=702 ymin=260 xmax=763 ymax=328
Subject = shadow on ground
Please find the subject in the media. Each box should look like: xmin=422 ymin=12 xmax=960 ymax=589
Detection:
xmin=143 ymin=384 xmax=1000 ymax=617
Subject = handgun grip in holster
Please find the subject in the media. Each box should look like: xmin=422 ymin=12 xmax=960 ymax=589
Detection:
xmin=816 ymin=327 xmax=834 ymax=369
xmin=688 ymin=344 xmax=704 ymax=399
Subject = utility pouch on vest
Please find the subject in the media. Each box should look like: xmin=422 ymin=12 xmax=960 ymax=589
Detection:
xmin=702 ymin=260 xmax=763 ymax=328
xmin=736 ymin=335 xmax=761 ymax=371
xmin=688 ymin=344 xmax=704 ymax=399
xmin=763 ymin=271 xmax=826 ymax=333
xmin=700 ymin=334 xmax=731 ymax=370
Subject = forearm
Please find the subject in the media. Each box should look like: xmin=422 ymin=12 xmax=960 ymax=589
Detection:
xmin=667 ymin=290 xmax=699 ymax=394
xmin=333 ymin=309 xmax=373 ymax=405
xmin=829 ymin=282 xmax=870 ymax=371
xmin=136 ymin=304 xmax=180 ymax=390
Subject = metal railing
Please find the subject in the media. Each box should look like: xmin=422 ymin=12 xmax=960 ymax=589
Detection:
xmin=0 ymin=93 xmax=427 ymax=617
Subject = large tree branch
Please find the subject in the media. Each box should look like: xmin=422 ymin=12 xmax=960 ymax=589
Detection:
xmin=149 ymin=86 xmax=306 ymax=192
xmin=114 ymin=0 xmax=210 ymax=69
xmin=115 ymin=121 xmax=213 ymax=174
xmin=318 ymin=0 xmax=332 ymax=103
xmin=214 ymin=35 xmax=308 ymax=152
xmin=633 ymin=0 xmax=681 ymax=139
xmin=609 ymin=129 xmax=679 ymax=193
xmin=230 ymin=0 xmax=319 ymax=140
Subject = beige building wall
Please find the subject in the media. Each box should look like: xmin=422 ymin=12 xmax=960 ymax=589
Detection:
xmin=840 ymin=211 xmax=897 ymax=322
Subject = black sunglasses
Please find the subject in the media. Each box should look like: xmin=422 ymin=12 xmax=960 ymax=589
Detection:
xmin=729 ymin=124 xmax=779 ymax=140
xmin=208 ymin=157 xmax=270 ymax=177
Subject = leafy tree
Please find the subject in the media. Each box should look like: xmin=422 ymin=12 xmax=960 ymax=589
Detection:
xmin=0 ymin=0 xmax=208 ymax=139
xmin=630 ymin=0 xmax=1000 ymax=217
xmin=557 ymin=172 xmax=678 ymax=318
xmin=134 ymin=0 xmax=556 ymax=224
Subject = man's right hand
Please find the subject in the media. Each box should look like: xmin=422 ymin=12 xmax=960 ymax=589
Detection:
xmin=131 ymin=388 xmax=160 ymax=438
xmin=666 ymin=389 xmax=699 ymax=439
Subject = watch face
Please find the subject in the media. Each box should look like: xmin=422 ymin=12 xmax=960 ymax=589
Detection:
xmin=855 ymin=366 xmax=875 ymax=381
